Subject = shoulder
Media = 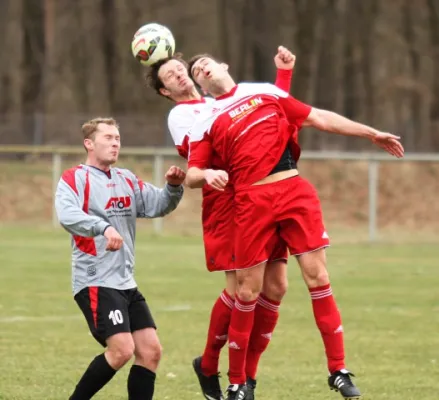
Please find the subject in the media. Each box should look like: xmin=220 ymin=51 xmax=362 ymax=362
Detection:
xmin=113 ymin=167 xmax=135 ymax=179
xmin=60 ymin=165 xmax=84 ymax=194
xmin=237 ymin=82 xmax=287 ymax=97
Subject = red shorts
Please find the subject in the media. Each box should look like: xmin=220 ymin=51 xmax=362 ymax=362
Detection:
xmin=202 ymin=186 xmax=288 ymax=272
xmin=234 ymin=176 xmax=329 ymax=269
xmin=202 ymin=186 xmax=235 ymax=272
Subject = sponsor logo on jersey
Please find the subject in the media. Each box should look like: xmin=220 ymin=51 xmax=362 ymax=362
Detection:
xmin=228 ymin=97 xmax=263 ymax=119
xmin=105 ymin=196 xmax=131 ymax=210
xmin=105 ymin=196 xmax=133 ymax=218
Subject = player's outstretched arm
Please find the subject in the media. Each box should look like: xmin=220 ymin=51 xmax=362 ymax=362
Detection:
xmin=303 ymin=108 xmax=405 ymax=158
xmin=134 ymin=166 xmax=185 ymax=218
xmin=55 ymin=178 xmax=110 ymax=237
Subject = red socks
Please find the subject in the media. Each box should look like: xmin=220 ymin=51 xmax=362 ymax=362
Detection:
xmin=309 ymin=284 xmax=345 ymax=373
xmin=201 ymin=290 xmax=234 ymax=376
xmin=245 ymin=294 xmax=280 ymax=380
xmin=227 ymin=295 xmax=257 ymax=384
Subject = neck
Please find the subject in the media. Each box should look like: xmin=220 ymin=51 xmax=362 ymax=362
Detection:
xmin=85 ymin=157 xmax=111 ymax=172
xmin=173 ymin=87 xmax=201 ymax=103
xmin=209 ymin=76 xmax=236 ymax=98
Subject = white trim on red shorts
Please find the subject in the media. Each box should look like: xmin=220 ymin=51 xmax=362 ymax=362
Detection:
xmin=292 ymin=244 xmax=330 ymax=257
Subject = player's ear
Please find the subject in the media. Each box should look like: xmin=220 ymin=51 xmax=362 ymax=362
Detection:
xmin=159 ymin=87 xmax=171 ymax=97
xmin=221 ymin=63 xmax=229 ymax=71
xmin=84 ymin=138 xmax=94 ymax=152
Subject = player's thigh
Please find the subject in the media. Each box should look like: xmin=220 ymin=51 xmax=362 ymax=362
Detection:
xmin=224 ymin=270 xmax=237 ymax=298
xmin=74 ymin=286 xmax=131 ymax=346
xmin=263 ymin=259 xmax=288 ymax=301
xmin=276 ymin=176 xmax=330 ymax=255
xmin=128 ymin=288 xmax=157 ymax=333
xmin=296 ymin=247 xmax=329 ymax=288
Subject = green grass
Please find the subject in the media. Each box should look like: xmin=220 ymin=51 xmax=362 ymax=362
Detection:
xmin=0 ymin=225 xmax=438 ymax=399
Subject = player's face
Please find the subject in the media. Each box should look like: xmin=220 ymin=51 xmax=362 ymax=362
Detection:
xmin=158 ymin=59 xmax=194 ymax=98
xmin=191 ymin=57 xmax=229 ymax=92
xmin=85 ymin=124 xmax=121 ymax=165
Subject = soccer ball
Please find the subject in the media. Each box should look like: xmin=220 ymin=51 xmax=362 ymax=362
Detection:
xmin=131 ymin=23 xmax=176 ymax=66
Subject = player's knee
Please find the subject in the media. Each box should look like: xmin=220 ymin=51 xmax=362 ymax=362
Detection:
xmin=136 ymin=341 xmax=163 ymax=370
xmin=235 ymin=276 xmax=263 ymax=301
xmin=300 ymin=259 xmax=329 ymax=288
xmin=306 ymin=269 xmax=330 ymax=288
xmin=107 ymin=341 xmax=135 ymax=369
xmin=264 ymin=278 xmax=288 ymax=301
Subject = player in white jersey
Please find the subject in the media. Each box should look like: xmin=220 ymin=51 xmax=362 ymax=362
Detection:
xmin=145 ymin=48 xmax=295 ymax=400
xmin=55 ymin=117 xmax=185 ymax=400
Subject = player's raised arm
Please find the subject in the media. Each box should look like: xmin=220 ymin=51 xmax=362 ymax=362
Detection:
xmin=132 ymin=167 xmax=185 ymax=218
xmin=274 ymin=46 xmax=295 ymax=92
xmin=55 ymin=172 xmax=110 ymax=237
xmin=303 ymin=108 xmax=405 ymax=158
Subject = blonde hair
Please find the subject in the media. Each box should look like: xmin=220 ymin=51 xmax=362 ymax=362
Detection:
xmin=81 ymin=117 xmax=119 ymax=140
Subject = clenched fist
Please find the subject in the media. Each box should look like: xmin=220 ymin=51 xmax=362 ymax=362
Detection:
xmin=104 ymin=226 xmax=123 ymax=251
xmin=165 ymin=166 xmax=186 ymax=186
xmin=274 ymin=46 xmax=296 ymax=70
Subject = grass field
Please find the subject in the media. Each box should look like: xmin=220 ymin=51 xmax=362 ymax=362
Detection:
xmin=0 ymin=225 xmax=438 ymax=400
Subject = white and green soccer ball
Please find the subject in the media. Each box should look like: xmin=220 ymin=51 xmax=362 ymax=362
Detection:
xmin=131 ymin=23 xmax=176 ymax=66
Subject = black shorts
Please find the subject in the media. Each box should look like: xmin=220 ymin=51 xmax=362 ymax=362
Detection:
xmin=74 ymin=286 xmax=156 ymax=347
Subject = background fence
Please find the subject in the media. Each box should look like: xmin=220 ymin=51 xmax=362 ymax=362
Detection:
xmin=1 ymin=145 xmax=438 ymax=243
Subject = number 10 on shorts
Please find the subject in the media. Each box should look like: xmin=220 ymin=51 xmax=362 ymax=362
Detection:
xmin=109 ymin=309 xmax=124 ymax=325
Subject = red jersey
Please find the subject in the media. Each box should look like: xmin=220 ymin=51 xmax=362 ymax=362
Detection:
xmin=188 ymin=83 xmax=311 ymax=189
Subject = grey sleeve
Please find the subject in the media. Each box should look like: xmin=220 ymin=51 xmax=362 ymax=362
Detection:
xmin=135 ymin=180 xmax=184 ymax=218
xmin=55 ymin=179 xmax=110 ymax=237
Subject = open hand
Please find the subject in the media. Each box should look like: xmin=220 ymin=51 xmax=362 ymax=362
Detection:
xmin=371 ymin=132 xmax=404 ymax=158
xmin=205 ymin=169 xmax=229 ymax=191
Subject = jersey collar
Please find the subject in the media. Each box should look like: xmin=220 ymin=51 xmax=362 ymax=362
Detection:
xmin=176 ymin=98 xmax=206 ymax=105
xmin=216 ymin=85 xmax=238 ymax=100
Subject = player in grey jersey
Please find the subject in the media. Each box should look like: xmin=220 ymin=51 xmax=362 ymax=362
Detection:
xmin=55 ymin=117 xmax=185 ymax=400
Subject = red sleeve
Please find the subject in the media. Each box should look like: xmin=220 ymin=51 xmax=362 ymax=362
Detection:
xmin=278 ymin=95 xmax=312 ymax=128
xmin=274 ymin=69 xmax=293 ymax=92
xmin=176 ymin=135 xmax=189 ymax=159
xmin=188 ymin=133 xmax=212 ymax=169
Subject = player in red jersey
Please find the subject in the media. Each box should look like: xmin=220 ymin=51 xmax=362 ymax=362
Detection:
xmin=185 ymin=54 xmax=404 ymax=400
xmin=146 ymin=47 xmax=296 ymax=400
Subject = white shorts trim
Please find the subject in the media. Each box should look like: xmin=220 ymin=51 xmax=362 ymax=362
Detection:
xmin=293 ymin=244 xmax=330 ymax=257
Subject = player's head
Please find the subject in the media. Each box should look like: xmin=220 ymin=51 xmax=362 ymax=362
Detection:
xmin=188 ymin=53 xmax=232 ymax=94
xmin=146 ymin=54 xmax=196 ymax=101
xmin=82 ymin=117 xmax=120 ymax=166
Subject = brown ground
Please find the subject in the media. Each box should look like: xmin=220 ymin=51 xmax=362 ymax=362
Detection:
xmin=1 ymin=156 xmax=438 ymax=241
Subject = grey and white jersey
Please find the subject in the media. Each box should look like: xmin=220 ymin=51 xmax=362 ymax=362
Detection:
xmin=55 ymin=164 xmax=183 ymax=295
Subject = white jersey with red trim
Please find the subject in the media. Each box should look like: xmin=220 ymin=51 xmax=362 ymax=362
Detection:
xmin=188 ymin=83 xmax=311 ymax=189
xmin=55 ymin=165 xmax=183 ymax=295
xmin=167 ymin=97 xmax=215 ymax=159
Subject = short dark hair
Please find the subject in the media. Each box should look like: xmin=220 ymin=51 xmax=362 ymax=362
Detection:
xmin=187 ymin=53 xmax=222 ymax=81
xmin=144 ymin=53 xmax=188 ymax=97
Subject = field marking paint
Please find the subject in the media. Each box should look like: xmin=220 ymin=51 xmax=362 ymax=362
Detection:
xmin=0 ymin=304 xmax=192 ymax=323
